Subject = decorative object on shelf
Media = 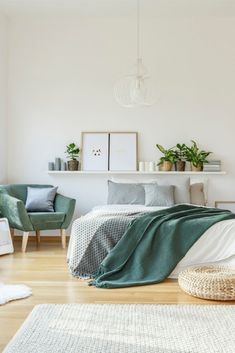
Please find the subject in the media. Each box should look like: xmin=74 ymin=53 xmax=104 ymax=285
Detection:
xmin=160 ymin=161 xmax=173 ymax=172
xmin=60 ymin=161 xmax=67 ymax=171
xmin=156 ymin=144 xmax=176 ymax=171
xmin=174 ymin=144 xmax=187 ymax=171
xmin=82 ymin=132 xmax=109 ymax=171
xmin=148 ymin=161 xmax=155 ymax=172
xmin=144 ymin=161 xmax=149 ymax=171
xmin=81 ymin=132 xmax=138 ymax=171
xmin=203 ymin=160 xmax=221 ymax=172
xmin=142 ymin=161 xmax=155 ymax=172
xmin=65 ymin=143 xmax=80 ymax=171
xmin=185 ymin=140 xmax=211 ymax=172
xmin=114 ymin=0 xmax=155 ymax=108
xmin=215 ymin=201 xmax=235 ymax=213
xmin=156 ymin=141 xmax=213 ymax=173
xmin=0 ymin=218 xmax=14 ymax=255
xmin=138 ymin=161 xmax=145 ymax=171
xmin=55 ymin=157 xmax=61 ymax=171
xmin=48 ymin=162 xmax=55 ymax=171
xmin=109 ymin=132 xmax=137 ymax=171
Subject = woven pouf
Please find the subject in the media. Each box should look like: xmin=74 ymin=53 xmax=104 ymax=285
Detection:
xmin=178 ymin=265 xmax=235 ymax=301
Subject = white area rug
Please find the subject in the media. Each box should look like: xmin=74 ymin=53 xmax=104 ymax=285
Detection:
xmin=3 ymin=304 xmax=235 ymax=353
xmin=0 ymin=283 xmax=32 ymax=305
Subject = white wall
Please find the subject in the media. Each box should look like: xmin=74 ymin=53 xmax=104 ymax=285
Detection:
xmin=7 ymin=16 xmax=235 ymax=217
xmin=0 ymin=13 xmax=8 ymax=183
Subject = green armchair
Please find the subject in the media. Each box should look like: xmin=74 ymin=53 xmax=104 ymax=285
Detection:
xmin=0 ymin=184 xmax=76 ymax=252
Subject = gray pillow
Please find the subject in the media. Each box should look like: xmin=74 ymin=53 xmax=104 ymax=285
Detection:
xmin=25 ymin=186 xmax=58 ymax=212
xmin=145 ymin=184 xmax=175 ymax=207
xmin=107 ymin=181 xmax=145 ymax=205
xmin=156 ymin=177 xmax=190 ymax=204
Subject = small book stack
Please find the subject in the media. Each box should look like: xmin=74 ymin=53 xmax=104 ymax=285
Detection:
xmin=203 ymin=160 xmax=221 ymax=172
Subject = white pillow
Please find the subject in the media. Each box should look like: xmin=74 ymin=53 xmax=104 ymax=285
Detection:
xmin=110 ymin=177 xmax=158 ymax=184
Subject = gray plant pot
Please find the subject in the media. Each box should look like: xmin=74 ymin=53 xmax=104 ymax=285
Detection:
xmin=67 ymin=160 xmax=79 ymax=171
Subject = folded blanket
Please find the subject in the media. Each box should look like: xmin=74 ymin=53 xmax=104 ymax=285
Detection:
xmin=67 ymin=206 xmax=150 ymax=278
xmin=90 ymin=204 xmax=235 ymax=288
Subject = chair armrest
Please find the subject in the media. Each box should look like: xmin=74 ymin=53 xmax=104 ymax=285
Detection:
xmin=0 ymin=193 xmax=33 ymax=231
xmin=54 ymin=194 xmax=76 ymax=229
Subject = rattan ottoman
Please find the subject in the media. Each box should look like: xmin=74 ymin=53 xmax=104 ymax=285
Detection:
xmin=178 ymin=265 xmax=235 ymax=301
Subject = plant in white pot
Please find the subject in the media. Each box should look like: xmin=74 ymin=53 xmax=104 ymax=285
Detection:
xmin=156 ymin=144 xmax=176 ymax=171
xmin=65 ymin=143 xmax=80 ymax=171
xmin=185 ymin=140 xmax=211 ymax=171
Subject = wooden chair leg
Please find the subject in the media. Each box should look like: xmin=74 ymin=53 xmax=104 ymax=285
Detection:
xmin=22 ymin=232 xmax=29 ymax=252
xmin=61 ymin=229 xmax=66 ymax=249
xmin=36 ymin=230 xmax=40 ymax=244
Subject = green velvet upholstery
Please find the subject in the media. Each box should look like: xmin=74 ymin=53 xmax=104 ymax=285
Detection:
xmin=0 ymin=184 xmax=54 ymax=204
xmin=0 ymin=192 xmax=33 ymax=231
xmin=0 ymin=184 xmax=76 ymax=232
xmin=28 ymin=212 xmax=65 ymax=231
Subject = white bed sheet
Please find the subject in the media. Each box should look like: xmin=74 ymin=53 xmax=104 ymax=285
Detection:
xmin=170 ymin=219 xmax=235 ymax=278
xmin=92 ymin=205 xmax=235 ymax=277
xmin=92 ymin=204 xmax=167 ymax=214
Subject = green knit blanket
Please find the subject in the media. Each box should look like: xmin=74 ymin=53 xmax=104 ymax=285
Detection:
xmin=90 ymin=204 xmax=235 ymax=288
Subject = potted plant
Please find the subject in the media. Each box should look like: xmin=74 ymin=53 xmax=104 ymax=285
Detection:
xmin=156 ymin=144 xmax=176 ymax=171
xmin=185 ymin=140 xmax=211 ymax=171
xmin=65 ymin=143 xmax=80 ymax=171
xmin=174 ymin=143 xmax=187 ymax=171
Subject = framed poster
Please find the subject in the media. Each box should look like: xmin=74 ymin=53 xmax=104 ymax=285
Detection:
xmin=109 ymin=132 xmax=138 ymax=171
xmin=0 ymin=218 xmax=14 ymax=255
xmin=215 ymin=201 xmax=235 ymax=213
xmin=81 ymin=132 xmax=109 ymax=171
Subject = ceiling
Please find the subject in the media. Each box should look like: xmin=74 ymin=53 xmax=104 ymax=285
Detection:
xmin=0 ymin=0 xmax=235 ymax=18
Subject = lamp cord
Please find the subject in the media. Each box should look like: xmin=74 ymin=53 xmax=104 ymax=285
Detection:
xmin=137 ymin=0 xmax=140 ymax=60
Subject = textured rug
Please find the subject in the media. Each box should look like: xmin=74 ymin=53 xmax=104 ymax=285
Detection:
xmin=3 ymin=304 xmax=235 ymax=353
xmin=0 ymin=283 xmax=32 ymax=305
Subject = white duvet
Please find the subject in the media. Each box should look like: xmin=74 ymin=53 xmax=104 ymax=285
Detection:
xmin=93 ymin=205 xmax=235 ymax=278
xmin=170 ymin=219 xmax=235 ymax=278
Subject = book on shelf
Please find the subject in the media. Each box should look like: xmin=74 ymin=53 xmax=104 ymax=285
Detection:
xmin=206 ymin=160 xmax=221 ymax=164
xmin=203 ymin=160 xmax=221 ymax=172
xmin=203 ymin=169 xmax=221 ymax=172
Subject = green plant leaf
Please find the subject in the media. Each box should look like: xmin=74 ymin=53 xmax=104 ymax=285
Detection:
xmin=156 ymin=144 xmax=166 ymax=154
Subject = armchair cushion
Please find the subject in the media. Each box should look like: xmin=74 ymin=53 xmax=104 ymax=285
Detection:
xmin=0 ymin=193 xmax=33 ymax=231
xmin=28 ymin=212 xmax=65 ymax=231
xmin=25 ymin=186 xmax=58 ymax=212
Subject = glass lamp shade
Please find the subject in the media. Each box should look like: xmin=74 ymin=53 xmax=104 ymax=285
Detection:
xmin=114 ymin=59 xmax=154 ymax=108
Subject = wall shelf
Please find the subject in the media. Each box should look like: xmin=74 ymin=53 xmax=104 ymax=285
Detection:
xmin=47 ymin=171 xmax=226 ymax=175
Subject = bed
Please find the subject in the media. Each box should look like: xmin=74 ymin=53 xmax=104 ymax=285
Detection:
xmin=67 ymin=204 xmax=235 ymax=280
xmin=67 ymin=178 xmax=235 ymax=283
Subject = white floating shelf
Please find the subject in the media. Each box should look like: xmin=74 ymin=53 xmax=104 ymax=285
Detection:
xmin=47 ymin=171 xmax=226 ymax=175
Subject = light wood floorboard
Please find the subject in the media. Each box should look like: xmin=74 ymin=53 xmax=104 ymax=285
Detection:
xmin=0 ymin=239 xmax=234 ymax=351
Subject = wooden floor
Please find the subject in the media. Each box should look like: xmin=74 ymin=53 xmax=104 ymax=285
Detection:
xmin=0 ymin=239 xmax=234 ymax=351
